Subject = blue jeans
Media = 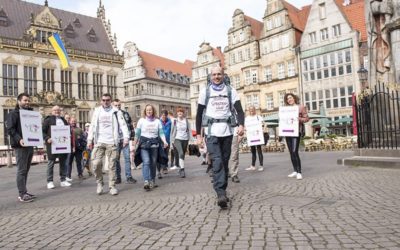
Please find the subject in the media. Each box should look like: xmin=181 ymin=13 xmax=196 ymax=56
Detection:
xmin=206 ymin=135 xmax=233 ymax=197
xmin=115 ymin=142 xmax=132 ymax=180
xmin=140 ymin=147 xmax=158 ymax=182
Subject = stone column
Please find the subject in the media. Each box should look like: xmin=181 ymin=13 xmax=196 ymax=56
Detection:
xmin=389 ymin=19 xmax=400 ymax=83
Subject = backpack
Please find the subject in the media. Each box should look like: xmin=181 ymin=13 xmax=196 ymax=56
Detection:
xmin=173 ymin=118 xmax=189 ymax=133
xmin=201 ymin=74 xmax=238 ymax=137
xmin=76 ymin=134 xmax=87 ymax=151
xmin=114 ymin=110 xmax=135 ymax=139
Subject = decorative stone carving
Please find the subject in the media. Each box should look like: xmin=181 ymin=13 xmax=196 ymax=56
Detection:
xmin=3 ymin=98 xmax=17 ymax=107
xmin=92 ymin=66 xmax=104 ymax=74
xmin=78 ymin=101 xmax=91 ymax=109
xmin=107 ymin=68 xmax=117 ymax=76
xmin=34 ymin=7 xmax=60 ymax=29
xmin=32 ymin=91 xmax=76 ymax=106
xmin=42 ymin=60 xmax=56 ymax=69
xmin=77 ymin=65 xmax=90 ymax=73
xmin=23 ymin=57 xmax=39 ymax=67
xmin=2 ymin=56 xmax=19 ymax=65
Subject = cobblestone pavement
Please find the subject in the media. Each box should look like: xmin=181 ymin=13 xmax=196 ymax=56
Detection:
xmin=0 ymin=151 xmax=400 ymax=250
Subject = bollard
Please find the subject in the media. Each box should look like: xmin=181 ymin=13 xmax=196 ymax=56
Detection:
xmin=7 ymin=150 xmax=13 ymax=168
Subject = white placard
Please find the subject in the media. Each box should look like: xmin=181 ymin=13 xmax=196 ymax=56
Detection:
xmin=20 ymin=109 xmax=44 ymax=147
xmin=245 ymin=117 xmax=264 ymax=146
xmin=51 ymin=125 xmax=71 ymax=154
xmin=279 ymin=106 xmax=299 ymax=137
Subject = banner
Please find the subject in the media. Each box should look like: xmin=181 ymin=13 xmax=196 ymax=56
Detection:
xmin=20 ymin=109 xmax=43 ymax=147
xmin=245 ymin=116 xmax=264 ymax=146
xmin=279 ymin=106 xmax=299 ymax=137
xmin=48 ymin=33 xmax=71 ymax=69
xmin=51 ymin=125 xmax=71 ymax=154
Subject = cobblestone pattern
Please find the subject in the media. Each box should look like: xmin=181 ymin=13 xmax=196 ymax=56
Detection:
xmin=0 ymin=151 xmax=399 ymax=249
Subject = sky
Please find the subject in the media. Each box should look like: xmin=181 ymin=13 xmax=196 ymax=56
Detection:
xmin=28 ymin=0 xmax=312 ymax=62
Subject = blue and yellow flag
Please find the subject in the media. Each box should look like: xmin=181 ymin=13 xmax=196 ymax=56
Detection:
xmin=48 ymin=33 xmax=70 ymax=69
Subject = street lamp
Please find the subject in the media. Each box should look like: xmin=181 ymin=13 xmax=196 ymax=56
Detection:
xmin=357 ymin=65 xmax=368 ymax=89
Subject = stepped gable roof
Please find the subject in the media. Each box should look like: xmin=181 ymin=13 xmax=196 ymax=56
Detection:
xmin=0 ymin=0 xmax=116 ymax=54
xmin=282 ymin=1 xmax=311 ymax=32
xmin=212 ymin=47 xmax=225 ymax=68
xmin=244 ymin=15 xmax=263 ymax=39
xmin=334 ymin=0 xmax=366 ymax=42
xmin=138 ymin=50 xmax=193 ymax=79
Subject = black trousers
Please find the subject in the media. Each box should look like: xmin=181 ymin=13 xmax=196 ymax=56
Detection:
xmin=250 ymin=145 xmax=263 ymax=166
xmin=285 ymin=137 xmax=301 ymax=173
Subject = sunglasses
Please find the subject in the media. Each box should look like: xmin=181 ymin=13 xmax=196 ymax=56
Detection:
xmin=102 ymin=99 xmax=111 ymax=102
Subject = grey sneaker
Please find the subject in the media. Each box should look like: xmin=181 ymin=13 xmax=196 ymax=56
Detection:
xmin=96 ymin=183 xmax=104 ymax=195
xmin=109 ymin=187 xmax=119 ymax=195
xmin=144 ymin=181 xmax=150 ymax=190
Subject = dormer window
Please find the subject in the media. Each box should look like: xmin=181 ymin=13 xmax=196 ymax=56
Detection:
xmin=35 ymin=30 xmax=52 ymax=44
xmin=73 ymin=18 xmax=81 ymax=28
xmin=87 ymin=27 xmax=97 ymax=42
xmin=64 ymin=23 xmax=75 ymax=38
xmin=0 ymin=8 xmax=8 ymax=27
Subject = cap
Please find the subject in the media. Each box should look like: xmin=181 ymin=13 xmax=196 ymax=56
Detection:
xmin=85 ymin=123 xmax=90 ymax=127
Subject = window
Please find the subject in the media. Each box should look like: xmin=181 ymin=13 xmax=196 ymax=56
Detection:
xmin=234 ymin=75 xmax=241 ymax=89
xmin=311 ymin=91 xmax=317 ymax=110
xmin=325 ymin=89 xmax=331 ymax=108
xmin=303 ymin=60 xmax=308 ymax=71
xmin=78 ymin=110 xmax=89 ymax=129
xmin=316 ymin=57 xmax=321 ymax=69
xmin=303 ymin=73 xmax=309 ymax=82
xmin=239 ymin=32 xmax=244 ymax=42
xmin=278 ymin=63 xmax=285 ymax=79
xmin=319 ymin=3 xmax=326 ymax=19
xmin=317 ymin=71 xmax=322 ymax=79
xmin=42 ymin=68 xmax=55 ymax=92
xmin=252 ymin=94 xmax=260 ymax=108
xmin=230 ymin=53 xmax=236 ymax=65
xmin=281 ymin=33 xmax=289 ymax=48
xmin=320 ymin=28 xmax=329 ymax=41
xmin=61 ymin=70 xmax=72 ymax=98
xmin=107 ymin=75 xmax=117 ymax=99
xmin=263 ymin=42 xmax=269 ymax=54
xmin=274 ymin=16 xmax=282 ymax=28
xmin=252 ymin=70 xmax=258 ymax=84
xmin=135 ymin=105 xmax=141 ymax=118
xmin=330 ymin=53 xmax=336 ymax=65
xmin=245 ymin=48 xmax=251 ymax=60
xmin=333 ymin=88 xmax=339 ymax=108
xmin=333 ymin=24 xmax=341 ymax=37
xmin=338 ymin=66 xmax=344 ymax=75
xmin=124 ymin=85 xmax=128 ymax=97
xmin=287 ymin=60 xmax=295 ymax=77
xmin=266 ymin=19 xmax=273 ymax=31
xmin=309 ymin=32 xmax=317 ymax=44
xmin=346 ymin=64 xmax=352 ymax=74
xmin=272 ymin=37 xmax=279 ymax=51
xmin=310 ymin=58 xmax=314 ymax=70
xmin=279 ymin=91 xmax=286 ymax=107
xmin=35 ymin=30 xmax=52 ymax=44
xmin=324 ymin=69 xmax=329 ymax=78
xmin=323 ymin=55 xmax=328 ymax=67
xmin=310 ymin=72 xmax=315 ymax=81
xmin=246 ymin=95 xmax=252 ymax=109
xmin=331 ymin=67 xmax=337 ymax=77
xmin=345 ymin=50 xmax=351 ymax=62
xmin=93 ymin=73 xmax=103 ymax=100
xmin=24 ymin=66 xmax=37 ymax=96
xmin=238 ymin=51 xmax=243 ymax=62
xmin=305 ymin=92 xmax=310 ymax=109
xmin=245 ymin=70 xmax=251 ymax=85
xmin=161 ymin=86 xmax=165 ymax=95
xmin=348 ymin=86 xmax=353 ymax=106
xmin=340 ymin=87 xmax=346 ymax=107
xmin=338 ymin=51 xmax=343 ymax=64
xmin=265 ymin=66 xmax=272 ymax=82
xmin=266 ymin=94 xmax=274 ymax=110
xmin=78 ymin=72 xmax=89 ymax=99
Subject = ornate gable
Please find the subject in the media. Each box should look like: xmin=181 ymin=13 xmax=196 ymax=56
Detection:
xmin=42 ymin=60 xmax=56 ymax=69
xmin=33 ymin=6 xmax=60 ymax=30
xmin=2 ymin=56 xmax=19 ymax=65
xmin=24 ymin=57 xmax=39 ymax=67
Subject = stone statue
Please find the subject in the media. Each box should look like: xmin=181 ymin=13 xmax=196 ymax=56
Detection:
xmin=369 ymin=0 xmax=393 ymax=80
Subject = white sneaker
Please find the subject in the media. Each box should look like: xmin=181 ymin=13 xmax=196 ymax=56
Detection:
xmin=109 ymin=187 xmax=119 ymax=195
xmin=288 ymin=172 xmax=297 ymax=178
xmin=96 ymin=183 xmax=103 ymax=195
xmin=60 ymin=181 xmax=71 ymax=187
xmin=296 ymin=173 xmax=303 ymax=180
xmin=47 ymin=182 xmax=55 ymax=189
xmin=170 ymin=166 xmax=179 ymax=170
xmin=245 ymin=166 xmax=256 ymax=171
xmin=258 ymin=167 xmax=264 ymax=171
xmin=66 ymin=177 xmax=72 ymax=182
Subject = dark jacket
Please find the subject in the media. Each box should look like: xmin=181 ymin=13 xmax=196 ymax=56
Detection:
xmin=121 ymin=110 xmax=135 ymax=140
xmin=6 ymin=106 xmax=34 ymax=148
xmin=42 ymin=115 xmax=69 ymax=159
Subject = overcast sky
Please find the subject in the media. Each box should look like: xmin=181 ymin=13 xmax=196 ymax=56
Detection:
xmin=28 ymin=0 xmax=312 ymax=62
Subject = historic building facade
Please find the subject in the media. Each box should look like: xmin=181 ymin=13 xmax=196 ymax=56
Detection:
xmin=123 ymin=42 xmax=193 ymax=122
xmin=0 ymin=0 xmax=124 ymax=145
xmin=190 ymin=42 xmax=224 ymax=121
xmin=299 ymin=0 xmax=367 ymax=134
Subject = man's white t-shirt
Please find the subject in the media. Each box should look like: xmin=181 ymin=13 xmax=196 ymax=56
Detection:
xmin=97 ymin=108 xmax=114 ymax=144
xmin=175 ymin=118 xmax=189 ymax=140
xmin=198 ymin=85 xmax=239 ymax=137
xmin=136 ymin=118 xmax=162 ymax=138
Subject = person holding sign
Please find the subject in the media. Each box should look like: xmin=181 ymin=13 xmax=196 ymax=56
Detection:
xmin=282 ymin=93 xmax=309 ymax=180
xmin=43 ymin=105 xmax=72 ymax=189
xmin=6 ymin=93 xmax=37 ymax=203
xmin=245 ymin=106 xmax=265 ymax=171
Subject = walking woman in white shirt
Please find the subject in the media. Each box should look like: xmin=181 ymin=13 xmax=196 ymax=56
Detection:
xmin=134 ymin=105 xmax=168 ymax=190
xmin=245 ymin=106 xmax=264 ymax=171
xmin=170 ymin=107 xmax=192 ymax=178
